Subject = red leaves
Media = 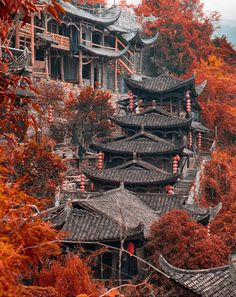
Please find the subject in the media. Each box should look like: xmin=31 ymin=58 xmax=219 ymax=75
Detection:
xmin=35 ymin=254 xmax=101 ymax=297
xmin=12 ymin=141 xmax=66 ymax=202
xmin=147 ymin=210 xmax=229 ymax=270
xmin=67 ymin=86 xmax=114 ymax=145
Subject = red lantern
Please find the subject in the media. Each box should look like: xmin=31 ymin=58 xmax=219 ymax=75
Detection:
xmin=90 ymin=182 xmax=94 ymax=191
xmin=175 ymin=155 xmax=180 ymax=162
xmin=80 ymin=174 xmax=85 ymax=193
xmin=189 ymin=131 xmax=192 ymax=148
xmin=198 ymin=132 xmax=202 ymax=149
xmin=128 ymin=91 xmax=134 ymax=112
xmin=165 ymin=185 xmax=174 ymax=194
xmin=172 ymin=155 xmax=179 ymax=174
xmin=97 ymin=152 xmax=103 ymax=169
xmin=186 ymin=91 xmax=191 ymax=112
xmin=127 ymin=242 xmax=135 ymax=255
xmin=48 ymin=105 xmax=53 ymax=123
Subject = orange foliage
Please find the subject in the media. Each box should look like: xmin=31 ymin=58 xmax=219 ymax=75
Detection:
xmin=147 ymin=210 xmax=229 ymax=269
xmin=195 ymin=55 xmax=236 ymax=143
xmin=211 ymin=202 xmax=236 ymax=252
xmin=35 ymin=254 xmax=101 ymax=297
xmin=200 ymin=149 xmax=236 ymax=252
xmin=67 ymin=86 xmax=114 ymax=146
xmin=135 ymin=0 xmax=219 ymax=74
xmin=0 ymin=177 xmax=61 ymax=296
xmin=201 ymin=149 xmax=236 ymax=206
xmin=12 ymin=141 xmax=66 ymax=202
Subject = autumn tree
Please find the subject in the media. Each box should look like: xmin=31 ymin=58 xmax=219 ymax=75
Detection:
xmin=200 ymin=149 xmax=236 ymax=206
xmin=0 ymin=174 xmax=61 ymax=296
xmin=135 ymin=0 xmax=219 ymax=74
xmin=66 ymin=86 xmax=114 ymax=150
xmin=11 ymin=141 xmax=66 ymax=203
xmin=146 ymin=210 xmax=229 ymax=270
xmin=145 ymin=210 xmax=229 ymax=297
xmin=35 ymin=253 xmax=102 ymax=297
xmin=195 ymin=55 xmax=236 ymax=143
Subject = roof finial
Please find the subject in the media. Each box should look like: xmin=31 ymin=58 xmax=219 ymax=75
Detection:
xmin=152 ymin=100 xmax=156 ymax=108
xmin=133 ymin=152 xmax=137 ymax=161
xmin=120 ymin=182 xmax=124 ymax=189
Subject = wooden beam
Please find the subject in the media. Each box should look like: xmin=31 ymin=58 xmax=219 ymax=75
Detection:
xmin=60 ymin=56 xmax=64 ymax=81
xmin=15 ymin=17 xmax=20 ymax=48
xmin=101 ymin=32 xmax=105 ymax=89
xmin=31 ymin=13 xmax=35 ymax=66
xmin=114 ymin=37 xmax=118 ymax=92
xmin=90 ymin=59 xmax=94 ymax=88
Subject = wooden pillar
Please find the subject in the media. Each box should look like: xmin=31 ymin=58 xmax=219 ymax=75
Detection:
xmin=170 ymin=97 xmax=173 ymax=114
xmin=133 ymin=49 xmax=136 ymax=73
xmin=90 ymin=60 xmax=94 ymax=88
xmin=139 ymin=48 xmax=143 ymax=74
xmin=15 ymin=16 xmax=20 ymax=48
xmin=60 ymin=56 xmax=64 ymax=81
xmin=45 ymin=49 xmax=49 ymax=79
xmin=101 ymin=32 xmax=105 ymax=89
xmin=44 ymin=14 xmax=49 ymax=79
xmin=31 ymin=13 xmax=35 ymax=66
xmin=78 ymin=22 xmax=83 ymax=86
xmin=114 ymin=36 xmax=118 ymax=92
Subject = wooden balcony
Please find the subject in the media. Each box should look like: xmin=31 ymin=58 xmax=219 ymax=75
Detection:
xmin=49 ymin=33 xmax=70 ymax=51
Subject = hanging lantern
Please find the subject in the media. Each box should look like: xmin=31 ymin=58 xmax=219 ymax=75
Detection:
xmin=198 ymin=132 xmax=202 ymax=149
xmin=48 ymin=105 xmax=53 ymax=123
xmin=186 ymin=91 xmax=191 ymax=113
xmin=128 ymin=90 xmax=134 ymax=112
xmin=90 ymin=182 xmax=95 ymax=191
xmin=127 ymin=242 xmax=135 ymax=255
xmin=172 ymin=155 xmax=179 ymax=174
xmin=97 ymin=152 xmax=103 ymax=170
xmin=207 ymin=224 xmax=211 ymax=236
xmin=165 ymin=185 xmax=174 ymax=195
xmin=79 ymin=174 xmax=85 ymax=193
xmin=189 ymin=131 xmax=192 ymax=148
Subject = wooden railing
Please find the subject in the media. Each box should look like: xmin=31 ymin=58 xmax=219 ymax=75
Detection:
xmin=48 ymin=33 xmax=70 ymax=51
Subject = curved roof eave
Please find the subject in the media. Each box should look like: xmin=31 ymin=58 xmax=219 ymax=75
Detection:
xmin=79 ymin=43 xmax=129 ymax=59
xmin=59 ymin=1 xmax=121 ymax=25
xmin=136 ymin=30 xmax=159 ymax=48
xmin=108 ymin=115 xmax=192 ymax=129
xmin=124 ymin=74 xmax=196 ymax=94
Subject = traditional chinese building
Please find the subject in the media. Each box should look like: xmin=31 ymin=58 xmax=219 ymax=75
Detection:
xmin=7 ymin=0 xmax=157 ymax=94
xmin=159 ymin=254 xmax=236 ymax=297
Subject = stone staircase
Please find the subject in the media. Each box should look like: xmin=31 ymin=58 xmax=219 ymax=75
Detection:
xmin=175 ymin=168 xmax=198 ymax=196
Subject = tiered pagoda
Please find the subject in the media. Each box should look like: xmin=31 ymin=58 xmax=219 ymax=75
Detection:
xmin=82 ymin=71 xmax=209 ymax=192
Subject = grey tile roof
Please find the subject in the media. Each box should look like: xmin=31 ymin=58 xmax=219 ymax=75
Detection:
xmin=109 ymin=107 xmax=192 ymax=129
xmin=123 ymin=29 xmax=159 ymax=48
xmin=136 ymin=194 xmax=221 ymax=223
xmin=83 ymin=159 xmax=178 ymax=185
xmin=79 ymin=43 xmax=129 ymax=59
xmin=191 ymin=122 xmax=211 ymax=133
xmin=182 ymin=203 xmax=222 ymax=223
xmin=82 ymin=186 xmax=159 ymax=237
xmin=196 ymin=80 xmax=207 ymax=96
xmin=62 ymin=208 xmax=143 ymax=241
xmin=43 ymin=202 xmax=144 ymax=241
xmin=59 ymin=0 xmax=121 ymax=25
xmin=159 ymin=255 xmax=236 ymax=297
xmin=137 ymin=193 xmax=185 ymax=216
xmin=124 ymin=73 xmax=195 ymax=94
xmin=92 ymin=131 xmax=184 ymax=155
